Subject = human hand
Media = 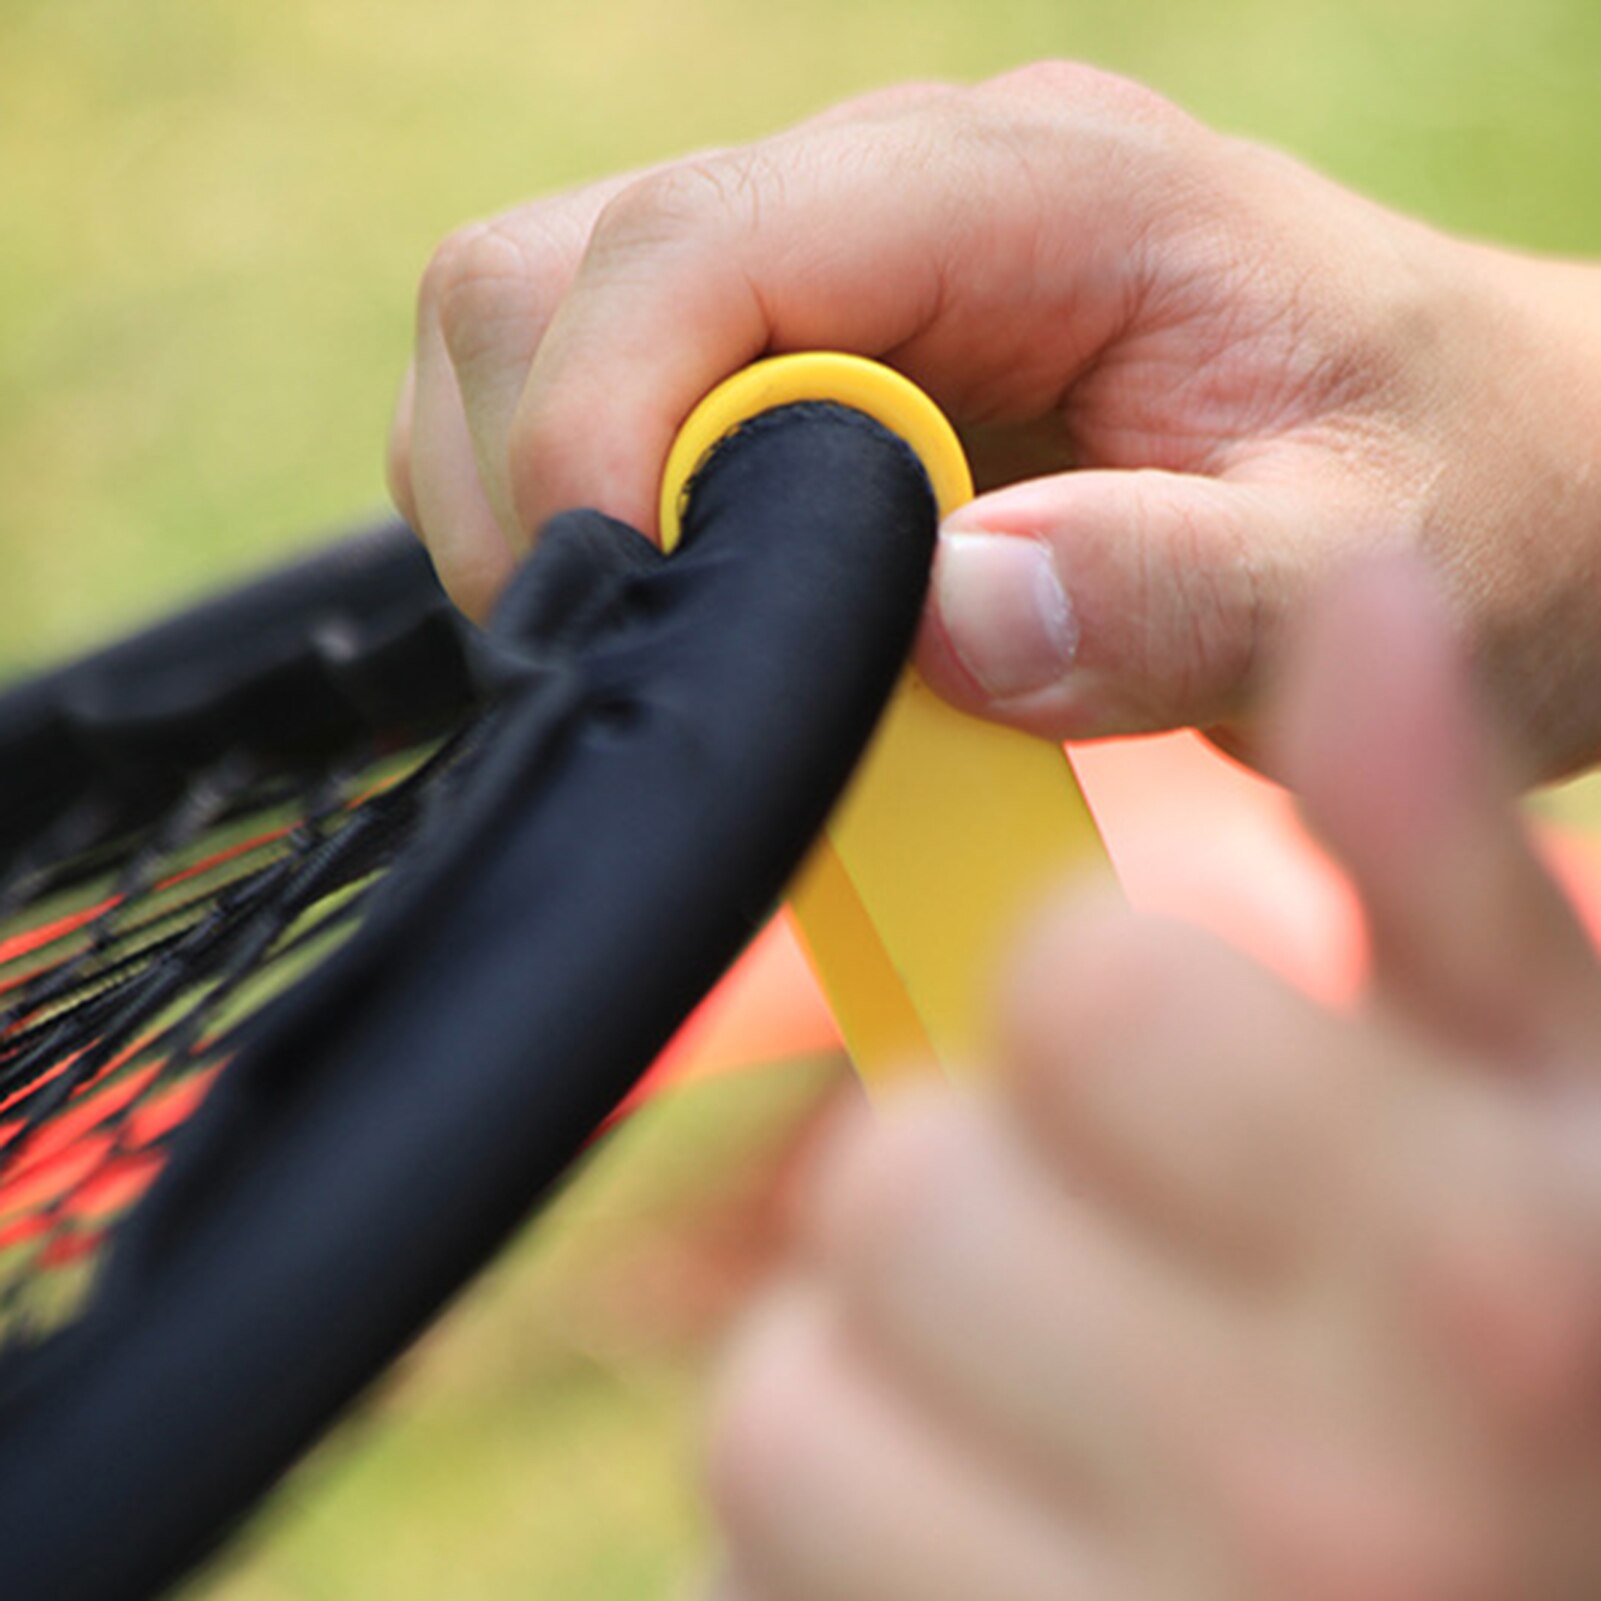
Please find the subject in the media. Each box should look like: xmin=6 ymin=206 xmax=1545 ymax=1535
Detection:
xmin=392 ymin=64 xmax=1601 ymax=778
xmin=702 ymin=560 xmax=1601 ymax=1600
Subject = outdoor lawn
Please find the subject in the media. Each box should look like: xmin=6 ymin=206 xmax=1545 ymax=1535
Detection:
xmin=5 ymin=1 xmax=1601 ymax=1594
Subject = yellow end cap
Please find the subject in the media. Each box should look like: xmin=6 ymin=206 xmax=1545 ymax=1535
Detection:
xmin=658 ymin=352 xmax=974 ymax=552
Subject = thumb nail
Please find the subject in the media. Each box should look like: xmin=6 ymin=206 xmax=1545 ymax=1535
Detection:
xmin=933 ymin=528 xmax=1078 ymax=699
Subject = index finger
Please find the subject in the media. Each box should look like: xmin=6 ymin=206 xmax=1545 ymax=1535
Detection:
xmin=505 ymin=65 xmax=1171 ymax=541
xmin=1275 ymin=559 xmax=1601 ymax=1072
xmin=506 ymin=134 xmax=949 ymax=540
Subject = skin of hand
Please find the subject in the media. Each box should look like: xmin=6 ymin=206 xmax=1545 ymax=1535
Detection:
xmin=700 ymin=560 xmax=1601 ymax=1601
xmin=391 ymin=61 xmax=1601 ymax=780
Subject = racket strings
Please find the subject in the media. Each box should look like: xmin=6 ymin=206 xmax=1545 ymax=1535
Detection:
xmin=0 ymin=524 xmax=642 ymax=1353
xmin=0 ymin=730 xmax=473 ymax=1346
xmin=0 ymin=765 xmax=258 ymax=1062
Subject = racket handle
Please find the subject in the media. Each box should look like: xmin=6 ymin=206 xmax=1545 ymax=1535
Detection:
xmin=661 ymin=354 xmax=1117 ymax=1090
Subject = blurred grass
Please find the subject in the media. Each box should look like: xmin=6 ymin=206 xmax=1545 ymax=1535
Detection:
xmin=7 ymin=0 xmax=1601 ymax=670
xmin=5 ymin=2 xmax=1601 ymax=1595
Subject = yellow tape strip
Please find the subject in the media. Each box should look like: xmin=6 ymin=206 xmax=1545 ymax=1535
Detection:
xmin=662 ymin=354 xmax=1115 ymax=1089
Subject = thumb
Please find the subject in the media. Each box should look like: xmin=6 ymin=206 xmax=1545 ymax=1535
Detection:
xmin=915 ymin=467 xmax=1326 ymax=740
xmin=1274 ymin=557 xmax=1601 ymax=1072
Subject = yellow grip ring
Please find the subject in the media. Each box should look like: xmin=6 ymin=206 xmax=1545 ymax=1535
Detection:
xmin=656 ymin=351 xmax=1112 ymax=1091
xmin=657 ymin=352 xmax=974 ymax=551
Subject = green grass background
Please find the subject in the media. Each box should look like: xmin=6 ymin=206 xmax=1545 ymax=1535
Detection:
xmin=5 ymin=1 xmax=1601 ymax=1594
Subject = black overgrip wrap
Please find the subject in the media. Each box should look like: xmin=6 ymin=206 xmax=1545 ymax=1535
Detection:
xmin=0 ymin=404 xmax=938 ymax=1599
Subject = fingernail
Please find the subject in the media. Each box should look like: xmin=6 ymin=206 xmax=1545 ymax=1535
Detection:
xmin=933 ymin=529 xmax=1077 ymax=698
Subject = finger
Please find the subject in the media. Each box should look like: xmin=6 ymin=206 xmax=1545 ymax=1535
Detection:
xmin=428 ymin=90 xmax=960 ymax=565
xmin=797 ymin=1092 xmax=1253 ymax=1515
xmin=427 ymin=169 xmax=674 ymax=549
xmin=998 ymin=909 xmax=1529 ymax=1596
xmin=1273 ymin=558 xmax=1601 ymax=1070
xmin=409 ymin=285 xmax=516 ymax=619
xmin=386 ymin=359 xmax=419 ymax=529
xmin=798 ymin=79 xmax=957 ymax=128
xmin=795 ymin=1101 xmax=1508 ymax=1601
xmin=505 ymin=74 xmax=1172 ymax=541
xmin=1199 ymin=1407 xmax=1514 ymax=1601
xmin=709 ymin=1281 xmax=1128 ymax=1601
xmin=998 ymin=895 xmax=1377 ymax=1271
xmin=916 ymin=468 xmax=1346 ymax=740
xmin=431 ymin=217 xmax=566 ymax=542
xmin=1386 ymin=1076 xmax=1601 ymax=1453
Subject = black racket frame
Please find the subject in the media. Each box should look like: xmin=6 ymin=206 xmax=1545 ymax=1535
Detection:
xmin=0 ymin=402 xmax=937 ymax=1599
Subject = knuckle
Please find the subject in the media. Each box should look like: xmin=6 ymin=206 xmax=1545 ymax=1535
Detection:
xmin=989 ymin=58 xmax=1183 ymax=126
xmin=1217 ymin=1428 xmax=1510 ymax=1601
xmin=419 ymin=222 xmax=496 ymax=323
xmin=828 ymin=78 xmax=956 ymax=122
xmin=1135 ymin=475 xmax=1266 ymax=710
xmin=593 ymin=164 xmax=717 ymax=248
xmin=706 ymin=1300 xmax=836 ymax=1544
xmin=1264 ymin=1510 xmax=1500 ymax=1601
xmin=1012 ymin=900 xmax=1195 ymax=1050
xmin=592 ymin=153 xmax=771 ymax=253
xmin=800 ymin=1087 xmax=977 ymax=1276
xmin=1415 ymin=1213 xmax=1601 ymax=1438
xmin=422 ymin=219 xmax=546 ymax=370
xmin=867 ymin=1093 xmax=981 ymax=1239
